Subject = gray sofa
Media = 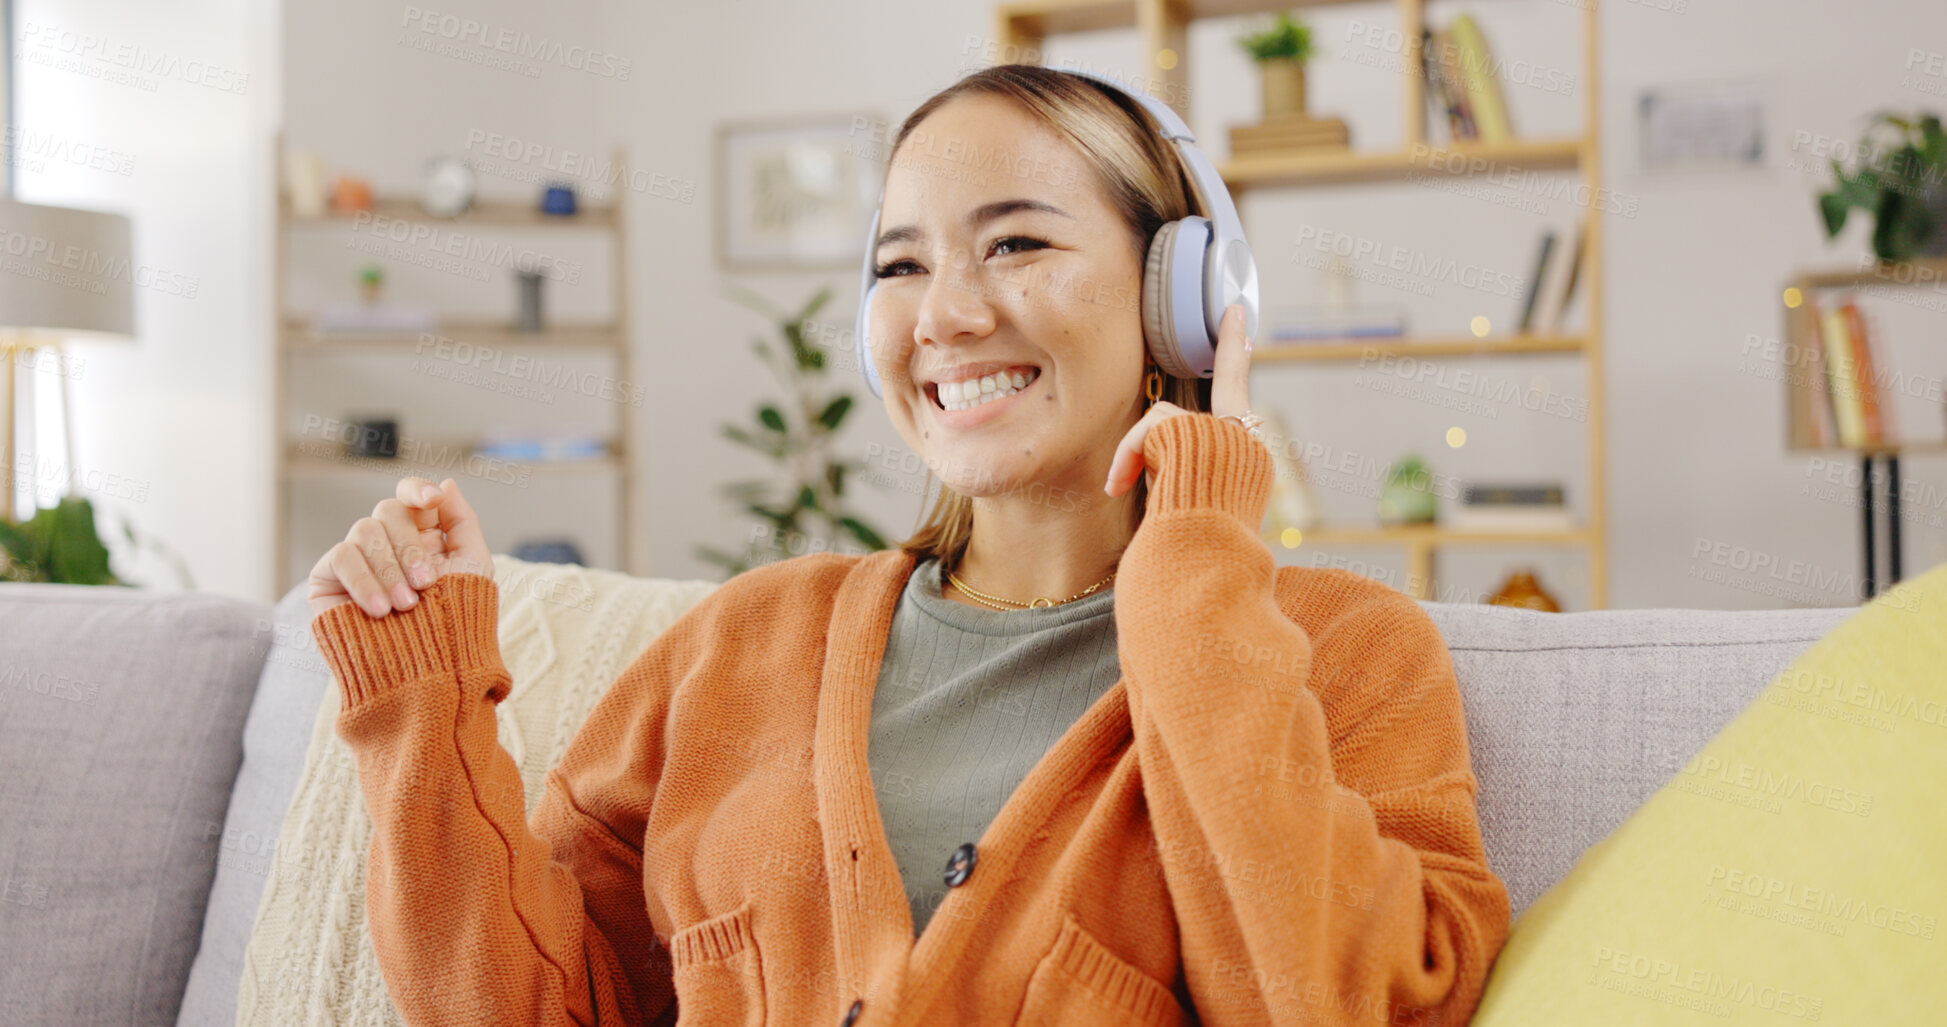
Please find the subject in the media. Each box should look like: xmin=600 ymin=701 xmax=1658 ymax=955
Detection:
xmin=0 ymin=569 xmax=1856 ymax=1026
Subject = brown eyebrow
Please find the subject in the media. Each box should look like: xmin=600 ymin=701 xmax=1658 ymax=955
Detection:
xmin=873 ymin=198 xmax=1073 ymax=256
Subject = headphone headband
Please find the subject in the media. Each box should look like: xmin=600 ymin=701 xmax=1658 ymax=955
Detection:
xmin=855 ymin=66 xmax=1257 ymax=399
xmin=1057 ymin=68 xmax=1248 ymax=250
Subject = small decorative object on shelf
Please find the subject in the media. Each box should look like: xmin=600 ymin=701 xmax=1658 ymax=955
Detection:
xmin=475 ymin=427 xmax=606 ymax=462
xmin=1232 ymin=11 xmax=1350 ymax=158
xmin=515 ymin=269 xmax=546 ymax=332
xmin=1487 ymin=568 xmax=1562 ymax=612
xmin=420 ymin=156 xmax=476 ymax=218
xmin=1817 ymin=111 xmax=1947 ymax=262
xmin=285 ymin=149 xmax=328 ymax=218
xmin=344 ymin=417 xmax=399 ymax=459
xmin=329 ymin=173 xmax=372 ymax=214
xmin=357 ymin=265 xmax=384 ymax=305
xmin=1237 ymin=11 xmax=1313 ymax=119
xmin=1376 ymin=454 xmax=1439 ymax=525
xmin=1258 ymin=408 xmax=1321 ymax=543
xmin=511 ymin=538 xmax=586 ymax=566
xmin=1445 ymin=481 xmax=1574 ymax=533
xmin=541 ymin=182 xmax=578 ymax=216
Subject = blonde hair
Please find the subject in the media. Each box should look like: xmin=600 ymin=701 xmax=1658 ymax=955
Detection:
xmin=885 ymin=64 xmax=1215 ymax=567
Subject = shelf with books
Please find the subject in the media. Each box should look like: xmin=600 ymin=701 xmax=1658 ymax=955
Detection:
xmin=1779 ymin=275 xmax=1927 ymax=454
xmin=998 ymin=0 xmax=1605 ymax=608
xmin=1254 ymin=333 xmax=1584 ymax=363
xmin=1779 ymin=261 xmax=1947 ymax=598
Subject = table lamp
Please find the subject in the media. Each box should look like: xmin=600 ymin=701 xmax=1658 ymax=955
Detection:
xmin=0 ymin=197 xmax=135 ymax=521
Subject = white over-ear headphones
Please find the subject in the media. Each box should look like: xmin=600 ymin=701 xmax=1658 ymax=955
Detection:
xmin=853 ymin=67 xmax=1259 ymax=399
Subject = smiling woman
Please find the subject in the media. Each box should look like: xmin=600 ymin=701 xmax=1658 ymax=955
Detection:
xmin=306 ymin=62 xmax=1509 ymax=1027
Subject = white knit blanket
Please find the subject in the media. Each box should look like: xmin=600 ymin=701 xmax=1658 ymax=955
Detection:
xmin=234 ymin=555 xmax=720 ymax=1027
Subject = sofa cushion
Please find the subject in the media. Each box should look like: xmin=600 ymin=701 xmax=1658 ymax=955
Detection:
xmin=1418 ymin=599 xmax=1855 ymax=917
xmin=176 ymin=583 xmax=335 ymax=1027
xmin=1470 ymin=563 xmax=1946 ymax=1023
xmin=0 ymin=582 xmax=272 ymax=1027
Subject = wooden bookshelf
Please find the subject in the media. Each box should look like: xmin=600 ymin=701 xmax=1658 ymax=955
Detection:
xmin=271 ymin=143 xmax=639 ymax=597
xmin=997 ymin=0 xmax=1607 ymax=608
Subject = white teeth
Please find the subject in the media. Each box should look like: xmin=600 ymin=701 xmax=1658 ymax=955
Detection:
xmin=936 ymin=367 xmax=1039 ymax=412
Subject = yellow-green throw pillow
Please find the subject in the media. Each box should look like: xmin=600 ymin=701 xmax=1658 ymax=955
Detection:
xmin=1473 ymin=562 xmax=1945 ymax=1025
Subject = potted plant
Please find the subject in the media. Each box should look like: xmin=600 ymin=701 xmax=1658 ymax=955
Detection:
xmin=1237 ymin=11 xmax=1314 ymax=120
xmin=1818 ymin=111 xmax=1947 ymax=263
xmin=693 ymin=284 xmax=889 ymax=576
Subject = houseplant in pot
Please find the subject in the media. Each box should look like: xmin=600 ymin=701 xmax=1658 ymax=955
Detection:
xmin=1817 ymin=111 xmax=1947 ymax=262
xmin=1238 ymin=11 xmax=1315 ymax=119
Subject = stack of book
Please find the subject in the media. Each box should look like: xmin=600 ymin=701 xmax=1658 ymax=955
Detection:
xmin=1228 ymin=113 xmax=1350 ymax=157
xmin=1261 ymin=306 xmax=1407 ymax=345
xmin=1515 ymin=220 xmax=1588 ymax=336
xmin=1420 ymin=14 xmax=1513 ymax=144
xmin=1797 ymin=293 xmax=1896 ymax=449
xmin=1444 ymin=482 xmax=1574 ymax=533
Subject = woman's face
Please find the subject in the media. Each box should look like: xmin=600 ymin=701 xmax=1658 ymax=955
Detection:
xmin=869 ymin=92 xmax=1147 ymax=504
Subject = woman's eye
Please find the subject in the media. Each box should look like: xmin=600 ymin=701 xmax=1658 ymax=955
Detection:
xmin=873 ymin=259 xmax=922 ymax=279
xmin=989 ymin=236 xmax=1047 ymax=258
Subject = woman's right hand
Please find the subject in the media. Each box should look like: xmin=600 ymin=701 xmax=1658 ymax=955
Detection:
xmin=307 ymin=476 xmax=493 ymax=618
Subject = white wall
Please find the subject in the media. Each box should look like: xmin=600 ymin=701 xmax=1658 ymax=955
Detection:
xmin=13 ymin=0 xmax=280 ymax=597
xmin=47 ymin=0 xmax=1944 ymax=607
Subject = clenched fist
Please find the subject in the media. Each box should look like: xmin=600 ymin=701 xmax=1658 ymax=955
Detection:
xmin=307 ymin=476 xmax=492 ymax=618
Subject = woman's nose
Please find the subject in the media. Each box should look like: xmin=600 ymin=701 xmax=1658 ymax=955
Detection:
xmin=913 ymin=248 xmax=998 ymax=348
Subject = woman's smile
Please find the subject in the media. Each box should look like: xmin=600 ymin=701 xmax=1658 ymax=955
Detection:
xmin=925 ymin=365 xmax=1044 ymax=428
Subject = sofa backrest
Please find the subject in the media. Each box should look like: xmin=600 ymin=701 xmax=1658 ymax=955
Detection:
xmin=0 ymin=582 xmax=273 ymax=1027
xmin=1418 ymin=599 xmax=1854 ymax=916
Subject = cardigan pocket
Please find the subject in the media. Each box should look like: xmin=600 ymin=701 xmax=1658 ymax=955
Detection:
xmin=1016 ymin=914 xmax=1187 ymax=1027
xmin=668 ymin=903 xmax=766 ymax=1027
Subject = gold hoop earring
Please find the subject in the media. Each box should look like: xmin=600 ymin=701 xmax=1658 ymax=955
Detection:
xmin=1143 ymin=365 xmax=1163 ymax=406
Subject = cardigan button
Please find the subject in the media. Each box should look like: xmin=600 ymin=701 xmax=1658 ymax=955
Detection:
xmin=943 ymin=842 xmax=977 ymax=887
xmin=841 ymin=998 xmax=863 ymax=1026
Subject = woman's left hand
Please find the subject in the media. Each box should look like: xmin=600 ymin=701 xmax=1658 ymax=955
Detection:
xmin=1104 ymin=302 xmax=1254 ymax=497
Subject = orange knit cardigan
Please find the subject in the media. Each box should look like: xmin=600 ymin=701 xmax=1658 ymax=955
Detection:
xmin=311 ymin=413 xmax=1511 ymax=1026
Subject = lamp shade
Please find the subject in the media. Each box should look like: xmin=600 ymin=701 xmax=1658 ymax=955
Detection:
xmin=0 ymin=197 xmax=135 ymax=341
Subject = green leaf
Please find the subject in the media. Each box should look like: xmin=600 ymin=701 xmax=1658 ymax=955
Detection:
xmin=758 ymin=405 xmax=787 ymax=433
xmin=721 ymin=425 xmax=783 ymax=459
xmin=42 ymin=497 xmax=118 ymax=585
xmin=838 ymin=516 xmax=888 ymax=550
xmin=1818 ymin=191 xmax=1852 ymax=237
xmin=1874 ymin=188 xmax=1933 ymax=262
xmin=817 ymin=394 xmax=853 ymax=431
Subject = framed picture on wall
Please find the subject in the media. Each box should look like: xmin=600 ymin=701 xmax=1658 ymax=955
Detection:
xmin=715 ymin=114 xmax=884 ymax=270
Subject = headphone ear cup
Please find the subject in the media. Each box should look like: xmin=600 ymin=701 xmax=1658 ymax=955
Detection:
xmin=1142 ymin=220 xmax=1196 ymax=380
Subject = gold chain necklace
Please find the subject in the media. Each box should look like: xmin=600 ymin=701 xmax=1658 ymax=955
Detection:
xmin=943 ymin=554 xmax=1116 ymax=611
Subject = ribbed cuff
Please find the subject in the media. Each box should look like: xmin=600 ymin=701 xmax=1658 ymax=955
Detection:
xmin=310 ymin=572 xmax=503 ymax=711
xmin=1140 ymin=413 xmax=1274 ymax=527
